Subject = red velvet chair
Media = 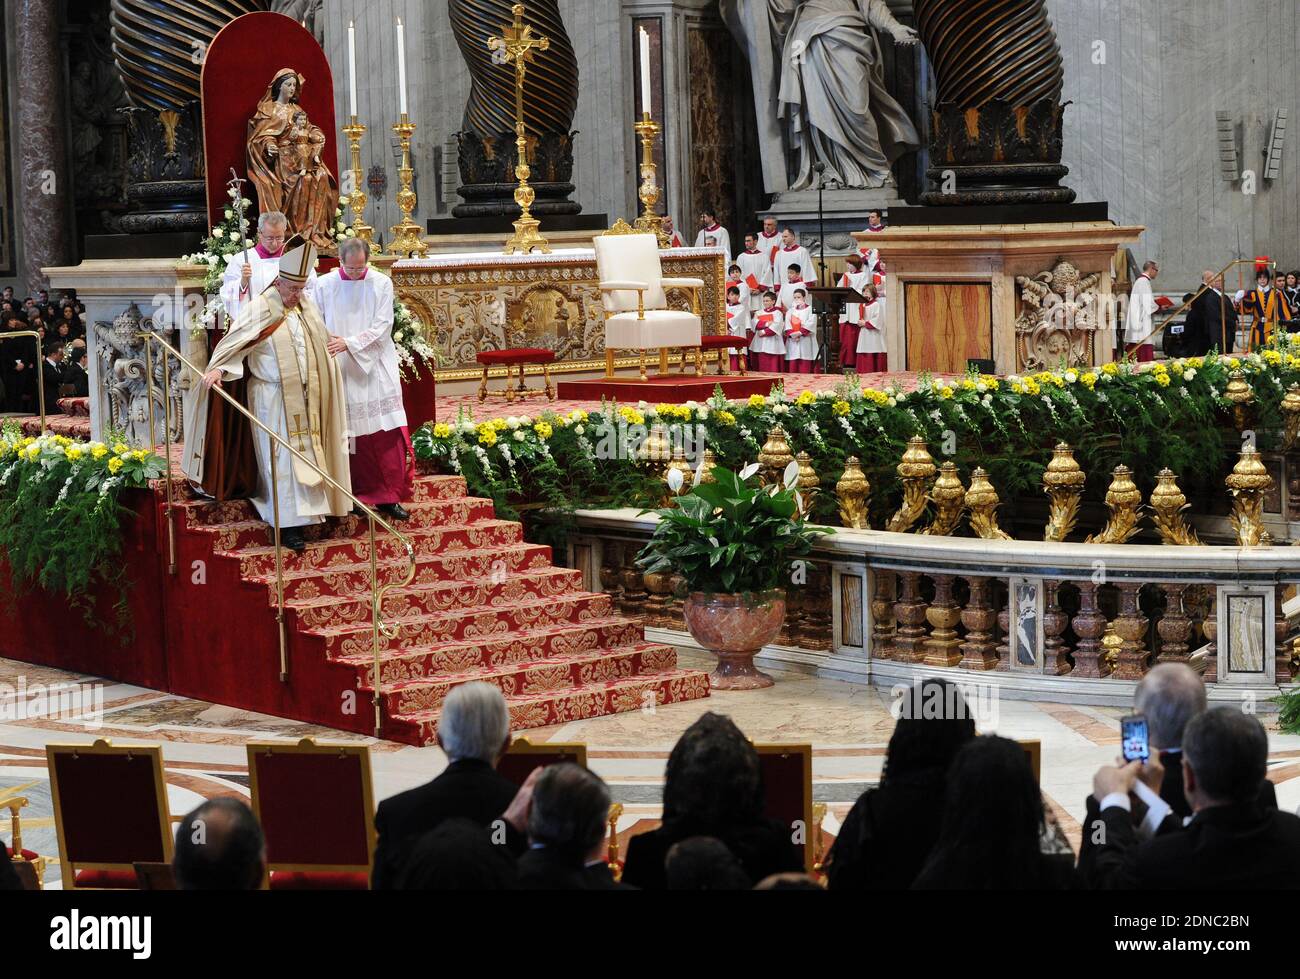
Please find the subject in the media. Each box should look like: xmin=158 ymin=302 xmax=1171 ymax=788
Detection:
xmin=477 ymin=349 xmax=557 ymax=403
xmin=755 ymin=743 xmax=822 ymax=874
xmin=247 ymin=738 xmax=375 ymax=891
xmin=495 ymin=737 xmax=587 ymax=787
xmin=699 ymin=336 xmax=751 ymax=376
xmin=46 ymin=739 xmax=173 ymax=890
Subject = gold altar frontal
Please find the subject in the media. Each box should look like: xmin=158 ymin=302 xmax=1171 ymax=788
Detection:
xmin=392 ymin=247 xmax=728 ymax=384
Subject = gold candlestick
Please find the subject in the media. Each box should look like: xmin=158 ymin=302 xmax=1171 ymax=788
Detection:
xmin=389 ymin=114 xmax=428 ymax=258
xmin=342 ymin=116 xmax=375 ymax=247
xmin=490 ymin=4 xmax=551 ymax=256
xmin=633 ymin=113 xmax=668 ymax=246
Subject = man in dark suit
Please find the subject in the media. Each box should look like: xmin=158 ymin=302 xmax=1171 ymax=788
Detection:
xmin=371 ymin=683 xmax=524 ymax=889
xmin=63 ymin=347 xmax=90 ymax=398
xmin=516 ymin=763 xmax=615 ymax=890
xmin=41 ymin=341 xmax=66 ymax=416
xmin=1183 ymin=270 xmax=1239 ymax=355
xmin=1085 ymin=708 xmax=1300 ymax=888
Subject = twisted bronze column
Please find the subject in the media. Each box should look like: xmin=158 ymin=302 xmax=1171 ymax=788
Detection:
xmin=448 ymin=0 xmax=583 ymax=218
xmin=913 ymin=0 xmax=1075 ymax=205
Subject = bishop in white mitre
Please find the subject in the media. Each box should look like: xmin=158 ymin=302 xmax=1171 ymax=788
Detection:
xmin=184 ymin=235 xmax=352 ymax=553
xmin=316 ymin=238 xmax=412 ymax=521
xmin=219 ymin=211 xmax=318 ymax=321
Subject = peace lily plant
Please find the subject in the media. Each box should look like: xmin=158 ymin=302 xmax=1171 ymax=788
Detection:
xmin=637 ymin=462 xmax=830 ymax=690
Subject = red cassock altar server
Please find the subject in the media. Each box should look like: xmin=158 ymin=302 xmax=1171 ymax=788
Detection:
xmin=839 ymin=256 xmax=872 ymax=370
xmin=751 ymin=298 xmax=787 ymax=374
xmin=316 ymin=241 xmax=413 ymax=520
xmin=855 ymin=289 xmax=887 ymax=374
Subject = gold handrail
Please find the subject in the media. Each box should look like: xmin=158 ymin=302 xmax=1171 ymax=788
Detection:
xmin=141 ymin=330 xmax=417 ymax=739
xmin=0 ymin=332 xmax=47 ymax=434
xmin=1132 ymin=257 xmax=1272 ymax=353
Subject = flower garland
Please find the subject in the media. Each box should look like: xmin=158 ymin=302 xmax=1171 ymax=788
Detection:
xmin=0 ymin=427 xmax=168 ymax=628
xmin=415 ymin=340 xmax=1300 ymax=529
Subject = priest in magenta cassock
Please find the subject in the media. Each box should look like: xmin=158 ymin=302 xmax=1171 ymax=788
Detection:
xmin=184 ymin=235 xmax=353 ymax=553
xmin=219 ymin=211 xmax=319 ymax=322
xmin=316 ymin=238 xmax=412 ymax=522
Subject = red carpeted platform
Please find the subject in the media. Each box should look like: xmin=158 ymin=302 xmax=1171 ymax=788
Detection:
xmin=0 ymin=471 xmax=709 ymax=746
xmin=557 ymin=373 xmax=779 ymax=403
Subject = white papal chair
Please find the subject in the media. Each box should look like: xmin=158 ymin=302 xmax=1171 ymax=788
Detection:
xmin=594 ymin=224 xmax=705 ymax=380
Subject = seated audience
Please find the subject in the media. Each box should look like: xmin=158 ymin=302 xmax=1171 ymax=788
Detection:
xmin=371 ymin=682 xmax=521 ymax=889
xmin=754 ymin=872 xmax=824 ymax=890
xmin=827 ymin=678 xmax=976 ymax=890
xmin=621 ymin=712 xmax=804 ymax=889
xmin=1 ymin=851 xmax=22 ymax=891
xmin=913 ymin=736 xmax=1075 ymax=889
xmin=172 ymin=797 xmax=266 ymax=891
xmin=664 ymin=837 xmax=752 ymax=891
xmin=64 ymin=346 xmax=90 ymax=398
xmin=1084 ymin=708 xmax=1300 ymax=889
xmin=517 ymin=763 xmax=613 ymax=890
xmin=394 ymin=818 xmax=517 ymax=891
xmin=41 ymin=341 xmax=65 ymax=416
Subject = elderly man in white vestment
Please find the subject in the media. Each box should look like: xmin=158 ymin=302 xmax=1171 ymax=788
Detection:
xmin=184 ymin=235 xmax=352 ymax=553
xmin=316 ymin=238 xmax=412 ymax=522
xmin=219 ymin=211 xmax=319 ymax=321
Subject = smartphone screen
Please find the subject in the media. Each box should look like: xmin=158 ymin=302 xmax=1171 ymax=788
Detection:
xmin=1121 ymin=714 xmax=1150 ymax=762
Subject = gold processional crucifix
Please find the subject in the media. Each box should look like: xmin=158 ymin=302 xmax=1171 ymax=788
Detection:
xmin=489 ymin=3 xmax=552 ymax=255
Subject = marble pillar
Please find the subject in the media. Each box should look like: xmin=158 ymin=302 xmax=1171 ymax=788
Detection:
xmin=15 ymin=0 xmax=72 ymax=291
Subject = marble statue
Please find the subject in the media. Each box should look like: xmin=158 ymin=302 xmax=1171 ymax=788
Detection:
xmin=721 ymin=0 xmax=922 ymax=193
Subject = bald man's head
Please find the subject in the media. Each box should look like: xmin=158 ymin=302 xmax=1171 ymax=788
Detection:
xmin=173 ymin=798 xmax=266 ymax=890
xmin=1134 ymin=663 xmax=1207 ymax=751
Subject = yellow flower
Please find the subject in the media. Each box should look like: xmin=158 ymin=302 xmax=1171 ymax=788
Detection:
xmin=1264 ymin=349 xmax=1283 ymax=366
xmin=432 ymin=423 xmax=452 ymax=439
xmin=534 ymin=422 xmax=553 ymax=441
xmin=983 ymin=376 xmax=1000 ymax=391
xmin=1102 ymin=363 xmax=1119 ymax=377
xmin=108 ymin=456 xmax=124 ymax=474
xmin=1226 ymin=358 xmax=1240 ymax=369
xmin=113 ymin=443 xmax=129 ymax=455
xmin=133 ymin=450 xmax=150 ymax=462
xmin=1023 ymin=378 xmax=1041 ymax=396
xmin=1186 ymin=357 xmax=1204 ymax=369
xmin=66 ymin=447 xmax=84 ymax=462
xmin=832 ymin=400 xmax=851 ymax=416
xmin=716 ymin=410 xmax=737 ymax=427
xmin=568 ymin=410 xmax=589 ymax=424
xmin=862 ymin=389 xmax=889 ymax=406
xmin=796 ymin=390 xmax=816 ymax=407
xmin=748 ymin=394 xmax=767 ymax=409
xmin=939 ymin=386 xmax=955 ymax=399
xmin=55 ymin=435 xmax=71 ymax=447
xmin=1010 ymin=382 xmax=1024 ymax=395
xmin=91 ymin=445 xmax=108 ymax=460
xmin=24 ymin=445 xmax=40 ymax=461
xmin=1081 ymin=372 xmax=1098 ymax=390
xmin=961 ymin=379 xmax=977 ymax=391
xmin=491 ymin=418 xmax=508 ymax=432
xmin=1155 ymin=373 xmax=1170 ymax=387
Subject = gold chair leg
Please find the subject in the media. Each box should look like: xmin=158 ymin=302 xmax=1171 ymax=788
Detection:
xmin=505 ymin=365 xmax=517 ymax=404
xmin=718 ymin=349 xmax=730 ymax=377
xmin=478 ymin=366 xmax=489 ymax=402
xmin=640 ymin=350 xmax=648 ymax=382
xmin=606 ymin=349 xmax=616 ymax=379
xmin=659 ymin=348 xmax=669 ymax=376
xmin=544 ymin=364 xmax=555 ymax=401
xmin=695 ymin=348 xmax=704 ymax=377
xmin=738 ymin=349 xmax=748 ymax=376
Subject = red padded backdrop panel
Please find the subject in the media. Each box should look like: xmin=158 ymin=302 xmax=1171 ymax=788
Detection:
xmin=758 ymin=751 xmax=806 ymax=836
xmin=200 ymin=12 xmax=339 ymax=229
xmin=52 ymin=753 xmax=166 ymax=865
xmin=254 ymin=752 xmax=369 ymax=866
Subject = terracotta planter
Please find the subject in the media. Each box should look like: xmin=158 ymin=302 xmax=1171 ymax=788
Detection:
xmin=682 ymin=590 xmax=786 ymax=690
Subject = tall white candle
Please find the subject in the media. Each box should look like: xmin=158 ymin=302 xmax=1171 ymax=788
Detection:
xmin=639 ymin=29 xmax=652 ymax=116
xmin=348 ymin=21 xmax=358 ymax=118
xmin=397 ymin=17 xmax=409 ymax=117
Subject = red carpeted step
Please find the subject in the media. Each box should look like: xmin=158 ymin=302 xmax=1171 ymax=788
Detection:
xmin=226 ymin=520 xmax=525 ymax=577
xmin=388 ymin=669 xmax=712 ymax=744
xmin=286 ymin=567 xmax=585 ymax=629
xmin=380 ymin=641 xmax=682 ymax=716
xmin=305 ymin=592 xmax=615 ymax=658
xmin=245 ymin=543 xmax=557 ymax=602
xmin=335 ymin=616 xmax=646 ymax=686
xmin=190 ymin=498 xmax=498 ymax=550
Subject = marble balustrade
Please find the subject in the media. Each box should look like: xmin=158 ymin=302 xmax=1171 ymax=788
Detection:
xmin=569 ymin=510 xmax=1300 ymax=706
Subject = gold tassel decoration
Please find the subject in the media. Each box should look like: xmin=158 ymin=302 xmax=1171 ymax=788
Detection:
xmin=1149 ymin=468 xmax=1200 ymax=546
xmin=1086 ymin=466 xmax=1145 ymax=544
xmin=922 ymin=462 xmax=966 ymax=536
xmin=835 ymin=457 xmax=871 ymax=530
xmin=885 ymin=436 xmax=937 ymax=533
xmin=964 ymin=467 xmax=1012 ymax=541
xmin=1042 ymin=442 xmax=1086 ymax=542
xmin=1227 ymin=448 xmax=1274 ymax=548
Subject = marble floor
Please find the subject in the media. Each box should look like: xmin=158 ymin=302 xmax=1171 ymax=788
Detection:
xmin=3 ymin=650 xmax=1298 ymax=888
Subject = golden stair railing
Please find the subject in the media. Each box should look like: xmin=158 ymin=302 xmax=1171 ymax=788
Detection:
xmin=0 ymin=332 xmax=47 ymax=434
xmin=140 ymin=331 xmax=417 ymax=739
xmin=1131 ymin=257 xmax=1274 ymax=354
